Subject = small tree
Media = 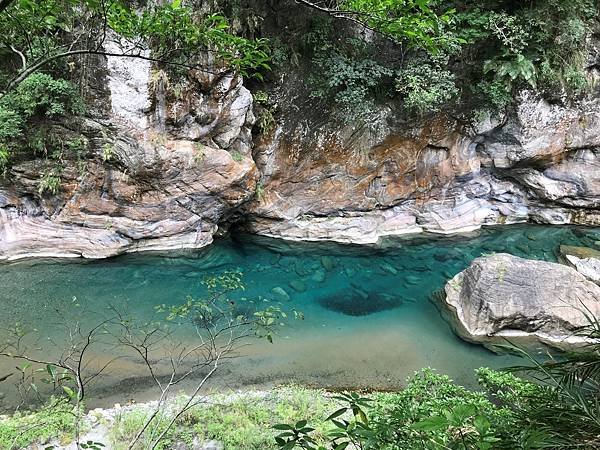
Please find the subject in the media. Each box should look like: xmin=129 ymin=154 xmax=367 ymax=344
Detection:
xmin=0 ymin=271 xmax=288 ymax=450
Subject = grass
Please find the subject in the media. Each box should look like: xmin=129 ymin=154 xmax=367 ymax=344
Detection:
xmin=109 ymin=409 xmax=174 ymax=450
xmin=0 ymin=397 xmax=77 ymax=450
xmin=108 ymin=386 xmax=335 ymax=450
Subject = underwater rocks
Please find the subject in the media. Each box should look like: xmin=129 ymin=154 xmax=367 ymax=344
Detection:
xmin=440 ymin=253 xmax=600 ymax=351
xmin=289 ymin=279 xmax=307 ymax=293
xmin=318 ymin=290 xmax=402 ymax=316
xmin=321 ymin=255 xmax=336 ymax=271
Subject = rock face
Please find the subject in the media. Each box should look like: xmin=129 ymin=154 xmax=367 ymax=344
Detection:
xmin=2 ymin=9 xmax=600 ymax=258
xmin=245 ymin=86 xmax=600 ymax=243
xmin=0 ymin=39 xmax=258 ymax=260
xmin=440 ymin=253 xmax=600 ymax=350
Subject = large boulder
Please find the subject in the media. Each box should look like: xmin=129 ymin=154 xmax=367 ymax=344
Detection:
xmin=440 ymin=253 xmax=600 ymax=351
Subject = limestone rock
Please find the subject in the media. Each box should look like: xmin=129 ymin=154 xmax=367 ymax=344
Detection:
xmin=244 ymin=77 xmax=600 ymax=243
xmin=559 ymin=246 xmax=600 ymax=285
xmin=0 ymin=46 xmax=258 ymax=260
xmin=440 ymin=253 xmax=600 ymax=350
xmin=564 ymin=255 xmax=600 ymax=285
xmin=559 ymin=245 xmax=600 ymax=261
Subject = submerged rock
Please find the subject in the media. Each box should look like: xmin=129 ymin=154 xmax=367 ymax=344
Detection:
xmin=558 ymin=245 xmax=600 ymax=284
xmin=379 ymin=262 xmax=398 ymax=275
xmin=321 ymin=256 xmax=336 ymax=271
xmin=439 ymin=253 xmax=600 ymax=351
xmin=405 ymin=275 xmax=420 ymax=286
xmin=318 ymin=290 xmax=402 ymax=316
xmin=289 ymin=279 xmax=307 ymax=293
xmin=559 ymin=245 xmax=600 ymax=261
xmin=270 ymin=286 xmax=290 ymax=302
xmin=311 ymin=268 xmax=326 ymax=283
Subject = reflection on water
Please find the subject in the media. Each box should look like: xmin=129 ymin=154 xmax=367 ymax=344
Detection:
xmin=1 ymin=225 xmax=599 ymax=409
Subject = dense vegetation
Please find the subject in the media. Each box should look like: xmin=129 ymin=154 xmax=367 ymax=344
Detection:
xmin=269 ymin=0 xmax=598 ymax=120
xmin=0 ymin=0 xmax=598 ymax=184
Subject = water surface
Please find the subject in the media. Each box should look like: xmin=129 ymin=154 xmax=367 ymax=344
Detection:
xmin=1 ymin=225 xmax=598 ymax=409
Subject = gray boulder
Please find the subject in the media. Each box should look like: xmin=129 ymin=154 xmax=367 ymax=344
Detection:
xmin=440 ymin=253 xmax=600 ymax=351
xmin=559 ymin=245 xmax=600 ymax=285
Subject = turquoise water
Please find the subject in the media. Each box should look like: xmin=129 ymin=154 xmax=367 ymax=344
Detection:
xmin=1 ymin=225 xmax=599 ymax=409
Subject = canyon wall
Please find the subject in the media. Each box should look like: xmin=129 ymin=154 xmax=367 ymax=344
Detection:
xmin=1 ymin=11 xmax=600 ymax=259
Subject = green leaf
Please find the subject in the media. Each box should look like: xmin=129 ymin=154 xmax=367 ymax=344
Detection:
xmin=325 ymin=408 xmax=347 ymax=421
xmin=412 ymin=415 xmax=448 ymax=432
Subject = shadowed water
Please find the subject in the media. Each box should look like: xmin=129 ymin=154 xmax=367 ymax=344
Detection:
xmin=1 ymin=224 xmax=599 ymax=409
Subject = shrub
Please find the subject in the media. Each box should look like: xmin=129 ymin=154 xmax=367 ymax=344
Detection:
xmin=395 ymin=60 xmax=458 ymax=114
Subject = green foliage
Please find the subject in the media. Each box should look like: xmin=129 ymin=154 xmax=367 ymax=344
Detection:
xmin=109 ymin=409 xmax=174 ymax=450
xmin=4 ymin=73 xmax=84 ymax=118
xmin=0 ymin=73 xmax=84 ymax=173
xmin=255 ymin=181 xmax=265 ymax=201
xmin=305 ymin=22 xmax=394 ymax=121
xmin=0 ymin=108 xmax=23 ymax=142
xmin=0 ymin=397 xmax=76 ymax=450
xmin=454 ymin=0 xmax=597 ymax=105
xmin=105 ymin=387 xmax=334 ymax=450
xmin=107 ymin=3 xmax=270 ymax=79
xmin=231 ymin=150 xmax=244 ymax=162
xmin=395 ymin=58 xmax=458 ymax=114
xmin=38 ymin=169 xmax=62 ymax=195
xmin=253 ymin=91 xmax=276 ymax=134
xmin=156 ymin=270 xmax=289 ymax=344
xmin=273 ymin=368 xmax=567 ymax=450
xmin=339 ymin=0 xmax=459 ymax=54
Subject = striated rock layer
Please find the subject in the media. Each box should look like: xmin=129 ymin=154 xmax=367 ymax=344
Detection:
xmin=245 ymin=89 xmax=600 ymax=244
xmin=2 ymin=33 xmax=600 ymax=257
xmin=0 ymin=41 xmax=258 ymax=260
xmin=439 ymin=253 xmax=600 ymax=351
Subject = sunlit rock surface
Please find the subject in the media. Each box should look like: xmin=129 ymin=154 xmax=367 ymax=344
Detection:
xmin=440 ymin=253 xmax=600 ymax=351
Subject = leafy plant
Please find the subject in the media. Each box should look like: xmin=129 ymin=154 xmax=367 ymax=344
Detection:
xmin=395 ymin=58 xmax=458 ymax=113
xmin=0 ymin=397 xmax=77 ymax=450
xmin=38 ymin=169 xmax=61 ymax=195
xmin=231 ymin=150 xmax=244 ymax=162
